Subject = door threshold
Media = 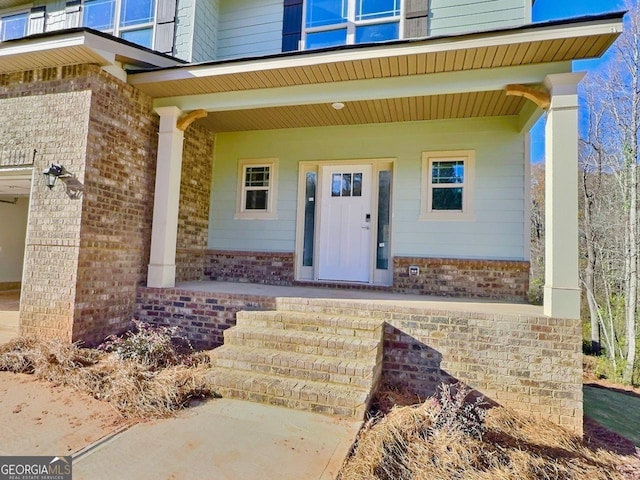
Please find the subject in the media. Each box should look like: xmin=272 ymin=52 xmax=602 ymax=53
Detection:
xmin=293 ymin=280 xmax=393 ymax=291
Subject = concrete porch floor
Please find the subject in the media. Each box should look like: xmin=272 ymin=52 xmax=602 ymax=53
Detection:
xmin=175 ymin=280 xmax=542 ymax=317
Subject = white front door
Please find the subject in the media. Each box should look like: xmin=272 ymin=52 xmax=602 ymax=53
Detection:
xmin=318 ymin=165 xmax=372 ymax=282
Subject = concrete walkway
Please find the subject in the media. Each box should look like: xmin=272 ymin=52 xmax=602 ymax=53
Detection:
xmin=73 ymin=398 xmax=361 ymax=480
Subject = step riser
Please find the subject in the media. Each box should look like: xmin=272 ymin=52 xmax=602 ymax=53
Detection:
xmin=274 ymin=301 xmax=387 ymax=319
xmin=236 ymin=312 xmax=383 ymax=338
xmin=213 ymin=358 xmax=375 ymax=389
xmin=223 ymin=335 xmax=376 ymax=360
xmin=236 ymin=318 xmax=382 ymax=339
xmin=213 ymin=385 xmax=364 ymax=418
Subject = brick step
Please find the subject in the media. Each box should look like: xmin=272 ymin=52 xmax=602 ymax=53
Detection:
xmin=211 ymin=345 xmax=379 ymax=389
xmin=223 ymin=326 xmax=381 ymax=360
xmin=206 ymin=366 xmax=371 ymax=418
xmin=236 ymin=310 xmax=383 ymax=339
xmin=275 ymin=299 xmax=389 ymax=318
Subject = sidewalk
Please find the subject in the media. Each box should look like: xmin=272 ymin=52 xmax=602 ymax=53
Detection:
xmin=73 ymin=398 xmax=361 ymax=480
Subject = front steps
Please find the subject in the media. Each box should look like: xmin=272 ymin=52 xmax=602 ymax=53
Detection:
xmin=207 ymin=309 xmax=384 ymax=419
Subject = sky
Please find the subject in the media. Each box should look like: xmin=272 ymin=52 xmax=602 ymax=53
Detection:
xmin=529 ymin=0 xmax=627 ymax=163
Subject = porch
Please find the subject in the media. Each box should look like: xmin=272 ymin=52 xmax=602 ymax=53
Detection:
xmin=136 ymin=280 xmax=581 ymax=430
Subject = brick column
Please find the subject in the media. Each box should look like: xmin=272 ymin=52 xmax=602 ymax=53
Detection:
xmin=543 ymin=73 xmax=584 ymax=319
xmin=148 ymin=106 xmax=184 ymax=288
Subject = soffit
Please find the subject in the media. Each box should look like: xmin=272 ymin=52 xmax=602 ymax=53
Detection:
xmin=196 ymin=90 xmax=528 ymax=132
xmin=129 ymin=15 xmax=622 ymax=99
xmin=0 ymin=29 xmax=182 ymax=75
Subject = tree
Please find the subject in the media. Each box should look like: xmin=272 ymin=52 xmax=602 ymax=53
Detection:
xmin=579 ymin=0 xmax=640 ymax=383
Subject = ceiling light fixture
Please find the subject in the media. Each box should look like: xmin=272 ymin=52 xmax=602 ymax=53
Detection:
xmin=331 ymin=102 xmax=345 ymax=110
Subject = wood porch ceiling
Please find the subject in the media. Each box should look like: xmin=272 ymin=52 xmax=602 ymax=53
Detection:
xmin=195 ymin=90 xmax=528 ymax=132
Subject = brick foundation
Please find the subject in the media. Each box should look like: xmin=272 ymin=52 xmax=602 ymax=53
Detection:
xmin=135 ymin=287 xmax=276 ymax=349
xmin=205 ymin=250 xmax=295 ymax=285
xmin=382 ymin=309 xmax=582 ymax=434
xmin=393 ymin=257 xmax=529 ymax=301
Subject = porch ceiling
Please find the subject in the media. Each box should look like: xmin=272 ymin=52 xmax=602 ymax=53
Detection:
xmin=195 ymin=90 xmax=528 ymax=132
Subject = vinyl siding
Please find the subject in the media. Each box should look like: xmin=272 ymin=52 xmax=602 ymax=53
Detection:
xmin=209 ymin=116 xmax=526 ymax=260
xmin=192 ymin=0 xmax=218 ymax=62
xmin=428 ymin=0 xmax=527 ymax=37
xmin=216 ymin=0 xmax=283 ymax=60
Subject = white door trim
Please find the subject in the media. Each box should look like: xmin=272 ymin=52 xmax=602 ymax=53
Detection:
xmin=294 ymin=158 xmax=395 ymax=285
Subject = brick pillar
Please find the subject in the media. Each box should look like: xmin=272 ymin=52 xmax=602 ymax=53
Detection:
xmin=148 ymin=106 xmax=184 ymax=288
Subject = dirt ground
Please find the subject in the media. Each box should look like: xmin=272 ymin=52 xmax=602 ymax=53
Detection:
xmin=0 ymin=372 xmax=131 ymax=456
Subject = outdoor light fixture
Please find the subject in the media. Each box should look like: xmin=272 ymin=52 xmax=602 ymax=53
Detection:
xmin=331 ymin=102 xmax=345 ymax=110
xmin=42 ymin=163 xmax=69 ymax=189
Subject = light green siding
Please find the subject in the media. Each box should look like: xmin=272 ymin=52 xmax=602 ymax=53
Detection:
xmin=429 ymin=0 xmax=528 ymax=37
xmin=209 ymin=116 xmax=526 ymax=261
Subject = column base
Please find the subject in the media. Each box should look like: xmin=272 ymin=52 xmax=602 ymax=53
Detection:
xmin=543 ymin=286 xmax=580 ymax=319
xmin=147 ymin=264 xmax=176 ymax=288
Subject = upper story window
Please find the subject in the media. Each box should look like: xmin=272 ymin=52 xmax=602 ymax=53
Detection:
xmin=304 ymin=0 xmax=401 ymax=50
xmin=83 ymin=0 xmax=156 ymax=48
xmin=1 ymin=11 xmax=28 ymax=41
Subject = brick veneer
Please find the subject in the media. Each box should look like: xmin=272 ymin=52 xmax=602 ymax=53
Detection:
xmin=205 ymin=250 xmax=295 ymax=285
xmin=136 ymin=287 xmax=276 ymax=349
xmin=202 ymin=251 xmax=529 ymax=301
xmin=0 ymin=64 xmax=158 ymax=344
xmin=277 ymin=298 xmax=582 ymax=434
xmin=176 ymin=124 xmax=214 ymax=282
xmin=393 ymin=257 xmax=529 ymax=301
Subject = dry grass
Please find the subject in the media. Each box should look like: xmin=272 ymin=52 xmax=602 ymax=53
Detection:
xmin=0 ymin=337 xmax=213 ymax=418
xmin=340 ymin=398 xmax=628 ymax=480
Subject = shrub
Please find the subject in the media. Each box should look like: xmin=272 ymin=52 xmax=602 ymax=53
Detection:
xmin=99 ymin=320 xmax=204 ymax=370
xmin=430 ymin=382 xmax=487 ymax=440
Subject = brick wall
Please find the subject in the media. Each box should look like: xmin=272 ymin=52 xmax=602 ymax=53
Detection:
xmin=74 ymin=67 xmax=158 ymax=345
xmin=206 ymin=250 xmax=295 ymax=285
xmin=382 ymin=310 xmax=582 ymax=434
xmin=0 ymin=65 xmax=158 ymax=344
xmin=176 ymin=124 xmax=214 ymax=282
xmin=135 ymin=286 xmax=276 ymax=349
xmin=394 ymin=257 xmax=529 ymax=301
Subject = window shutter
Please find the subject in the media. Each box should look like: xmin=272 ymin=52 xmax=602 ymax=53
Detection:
xmin=282 ymin=0 xmax=303 ymax=52
xmin=65 ymin=0 xmax=82 ymax=29
xmin=405 ymin=0 xmax=428 ymax=38
xmin=154 ymin=0 xmax=177 ymax=54
xmin=28 ymin=6 xmax=46 ymax=35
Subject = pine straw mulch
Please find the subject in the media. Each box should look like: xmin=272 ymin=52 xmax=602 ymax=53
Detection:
xmin=339 ymin=385 xmax=640 ymax=480
xmin=0 ymin=337 xmax=213 ymax=419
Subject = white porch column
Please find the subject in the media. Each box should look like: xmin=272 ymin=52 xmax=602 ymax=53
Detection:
xmin=543 ymin=72 xmax=585 ymax=319
xmin=147 ymin=106 xmax=184 ymax=288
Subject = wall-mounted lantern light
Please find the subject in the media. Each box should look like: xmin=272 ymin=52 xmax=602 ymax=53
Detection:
xmin=42 ymin=164 xmax=70 ymax=189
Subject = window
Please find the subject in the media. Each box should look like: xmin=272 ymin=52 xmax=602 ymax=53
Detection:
xmin=1 ymin=11 xmax=28 ymax=41
xmin=235 ymin=159 xmax=279 ymax=220
xmin=304 ymin=0 xmax=401 ymax=49
xmin=420 ymin=151 xmax=475 ymax=221
xmin=83 ymin=0 xmax=156 ymax=48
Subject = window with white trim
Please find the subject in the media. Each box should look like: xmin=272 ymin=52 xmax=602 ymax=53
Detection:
xmin=304 ymin=0 xmax=401 ymax=50
xmin=235 ymin=159 xmax=279 ymax=220
xmin=0 ymin=11 xmax=28 ymax=41
xmin=83 ymin=0 xmax=156 ymax=48
xmin=420 ymin=150 xmax=475 ymax=221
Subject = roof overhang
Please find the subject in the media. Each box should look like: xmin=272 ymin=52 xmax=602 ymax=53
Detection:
xmin=126 ymin=12 xmax=623 ymax=132
xmin=0 ymin=28 xmax=183 ymax=74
